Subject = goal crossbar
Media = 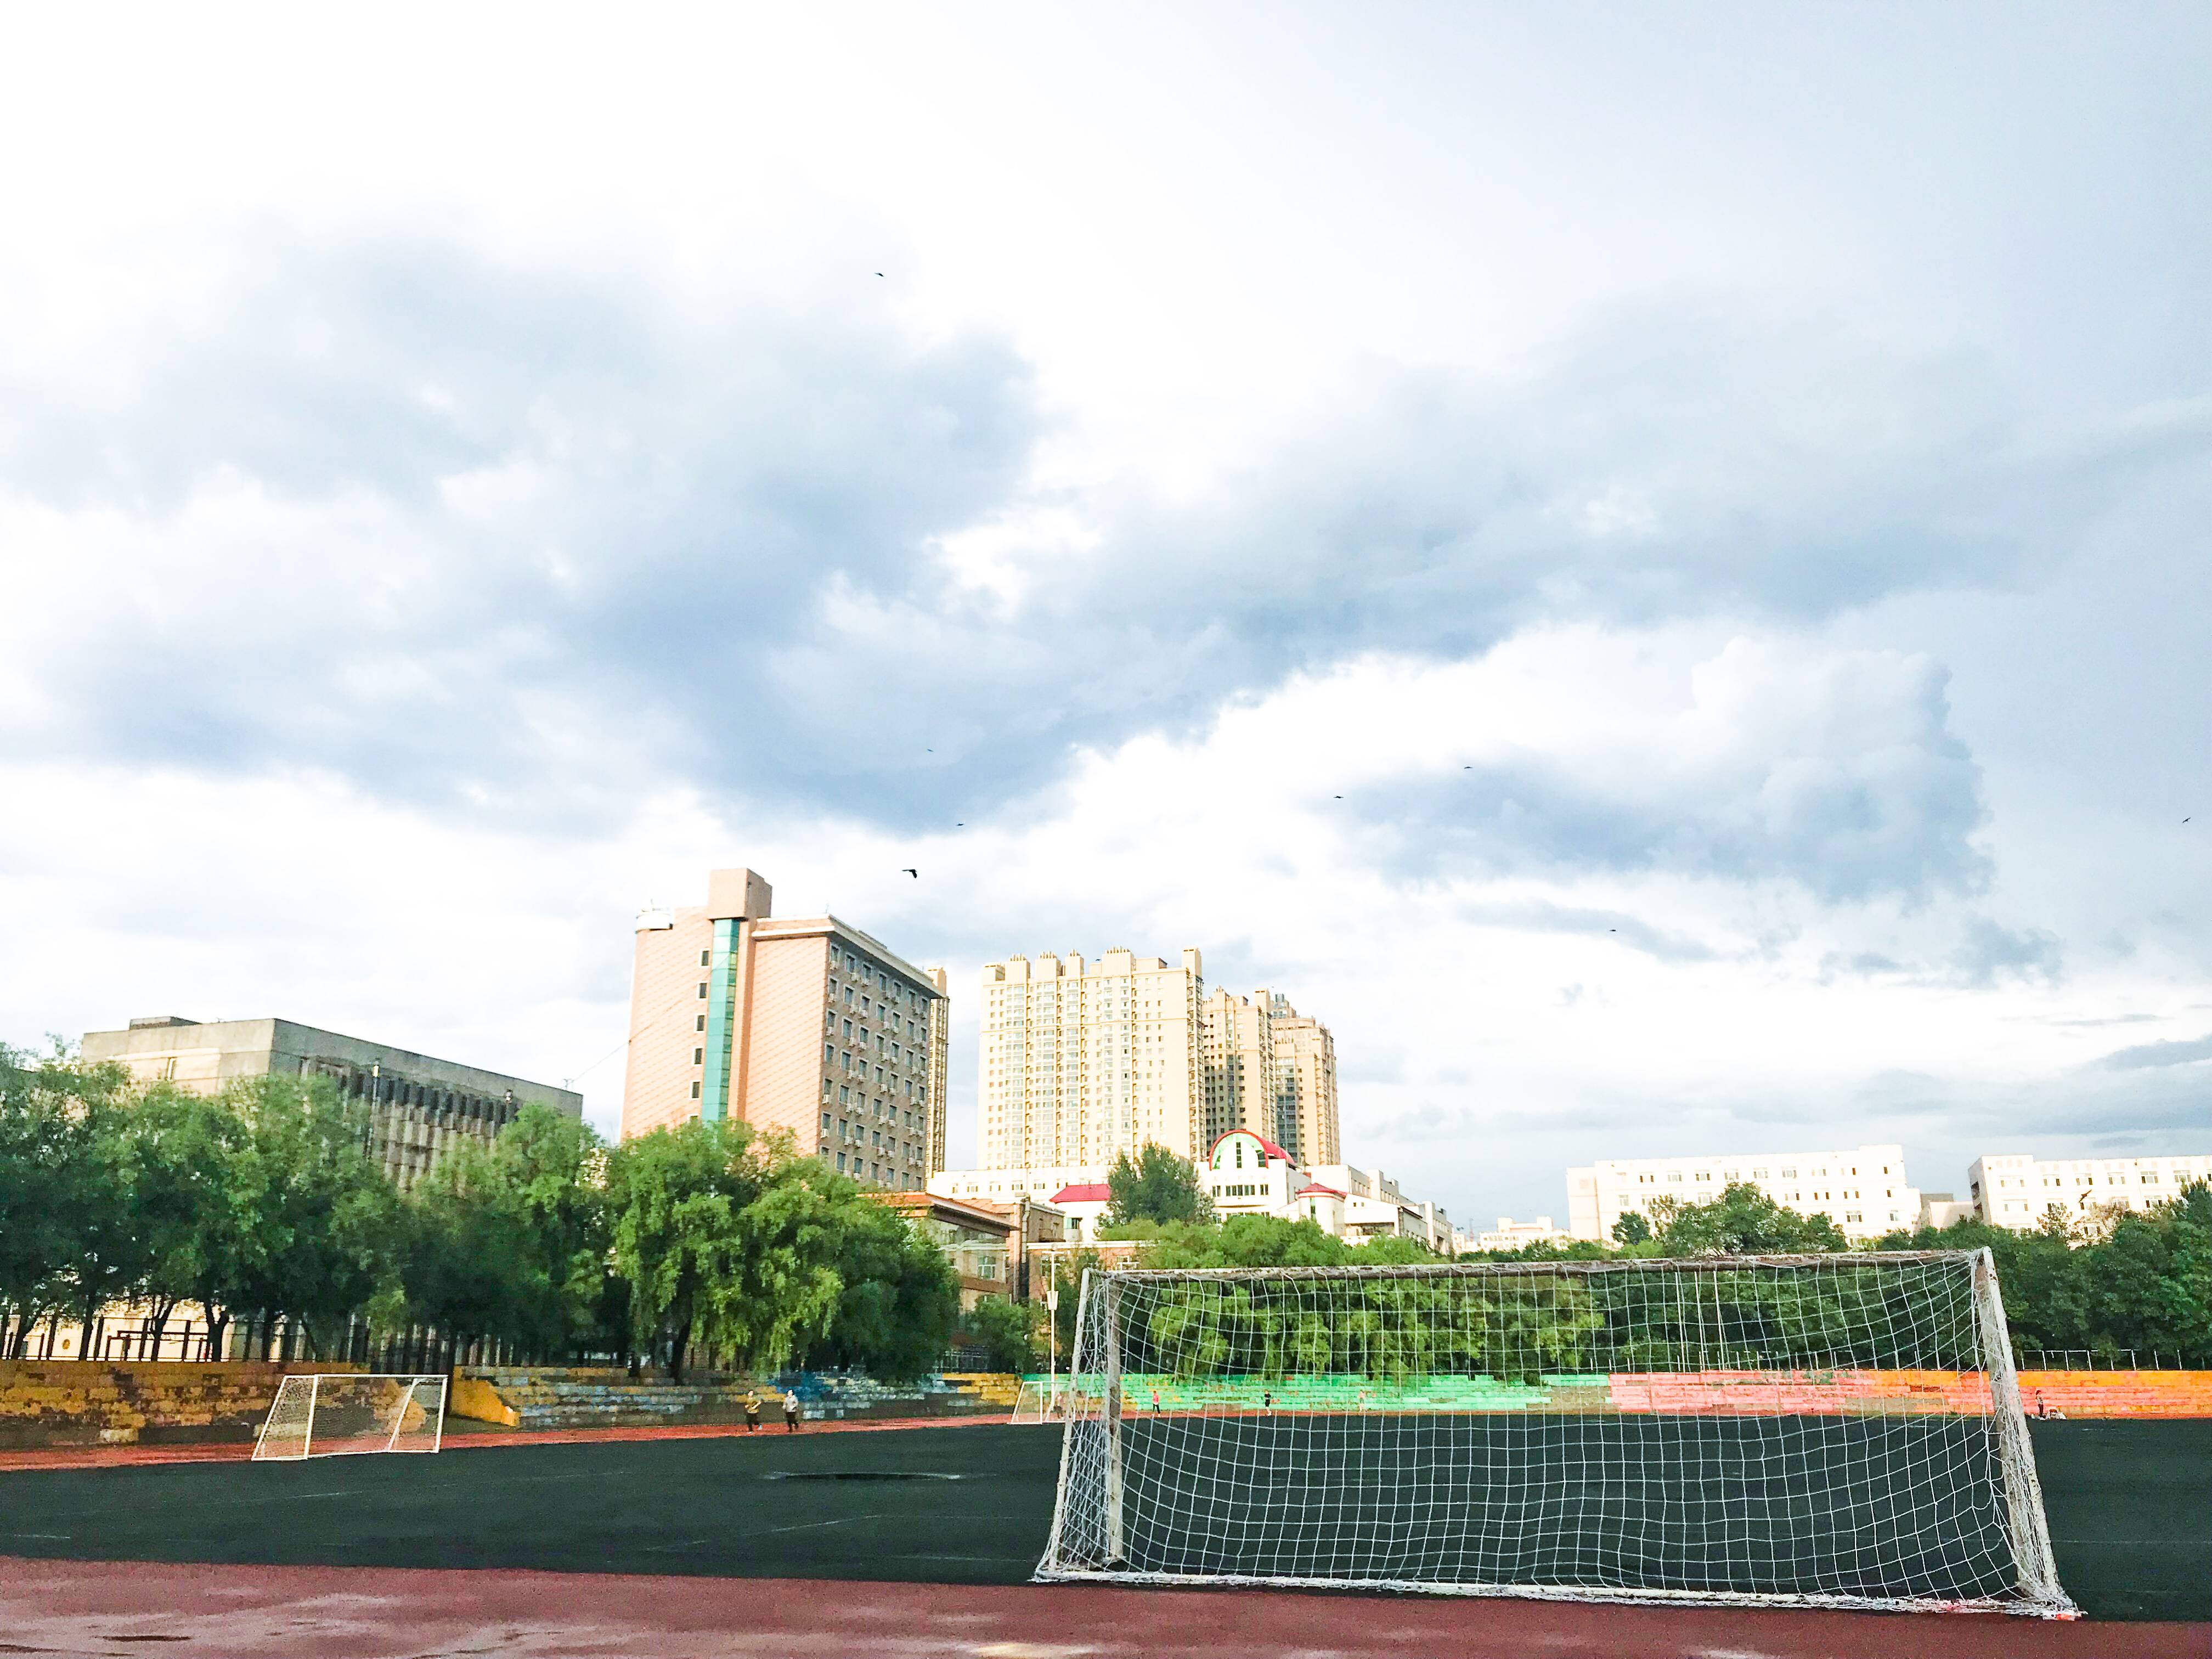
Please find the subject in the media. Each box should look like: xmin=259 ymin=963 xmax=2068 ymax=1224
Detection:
xmin=1035 ymin=1250 xmax=2073 ymax=1617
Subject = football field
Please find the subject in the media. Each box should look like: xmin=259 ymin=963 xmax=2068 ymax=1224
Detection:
xmin=0 ymin=1417 xmax=2202 ymax=1654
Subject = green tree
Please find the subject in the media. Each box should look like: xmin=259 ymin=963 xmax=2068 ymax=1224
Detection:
xmin=53 ymin=1070 xmax=155 ymax=1356
xmin=605 ymin=1119 xmax=868 ymax=1381
xmin=1103 ymin=1145 xmax=1215 ymax=1227
xmin=1651 ymin=1182 xmax=1849 ymax=1255
xmin=224 ymin=1075 xmax=402 ymax=1359
xmin=958 ymin=1295 xmax=1043 ymax=1374
xmin=396 ymin=1104 xmax=610 ymax=1357
xmin=0 ymin=1044 xmax=121 ymax=1357
xmin=1610 ymin=1212 xmax=1651 ymax=1246
xmin=803 ymin=1197 xmax=960 ymax=1381
xmin=128 ymin=1082 xmax=261 ymax=1357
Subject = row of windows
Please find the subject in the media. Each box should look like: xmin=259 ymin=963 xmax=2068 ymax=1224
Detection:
xmin=821 ymin=1147 xmax=921 ymax=1187
xmin=1636 ymin=1164 xmax=1881 ymax=1184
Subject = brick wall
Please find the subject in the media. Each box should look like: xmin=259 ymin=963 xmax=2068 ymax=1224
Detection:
xmin=0 ymin=1361 xmax=362 ymax=1448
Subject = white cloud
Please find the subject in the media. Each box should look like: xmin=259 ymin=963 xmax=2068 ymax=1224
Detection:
xmin=3 ymin=4 xmax=2210 ymax=1227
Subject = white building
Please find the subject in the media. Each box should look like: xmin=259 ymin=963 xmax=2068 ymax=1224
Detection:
xmin=1567 ymin=1145 xmax=1919 ymax=1244
xmin=1968 ymin=1152 xmax=2212 ymax=1228
xmin=1476 ymin=1216 xmax=1572 ymax=1252
xmin=1919 ymin=1193 xmax=1978 ymax=1228
xmin=935 ymin=1137 xmax=1456 ymax=1254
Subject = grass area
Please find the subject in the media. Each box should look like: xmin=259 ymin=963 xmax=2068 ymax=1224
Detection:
xmin=0 ymin=1419 xmax=2198 ymax=1621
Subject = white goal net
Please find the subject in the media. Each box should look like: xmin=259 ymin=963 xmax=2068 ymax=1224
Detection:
xmin=1011 ymin=1377 xmax=1068 ymax=1424
xmin=254 ymin=1373 xmax=447 ymax=1460
xmin=1036 ymin=1252 xmax=2073 ymax=1616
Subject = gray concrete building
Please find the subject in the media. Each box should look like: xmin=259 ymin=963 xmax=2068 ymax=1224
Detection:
xmin=80 ymin=1016 xmax=583 ymax=1190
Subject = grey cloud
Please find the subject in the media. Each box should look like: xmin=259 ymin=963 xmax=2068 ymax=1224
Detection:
xmin=1948 ymin=917 xmax=2064 ymax=988
xmin=1359 ymin=654 xmax=1987 ymax=905
xmin=2100 ymin=1032 xmax=2212 ymax=1070
xmin=3 ymin=236 xmax=2197 ymax=840
xmin=1454 ymin=898 xmax=1719 ymax=962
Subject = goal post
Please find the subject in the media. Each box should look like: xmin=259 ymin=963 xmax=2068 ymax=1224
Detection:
xmin=1011 ymin=1377 xmax=1071 ymax=1424
xmin=1035 ymin=1253 xmax=2074 ymax=1616
xmin=254 ymin=1373 xmax=447 ymax=1461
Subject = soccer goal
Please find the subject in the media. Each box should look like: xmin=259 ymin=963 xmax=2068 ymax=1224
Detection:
xmin=1035 ymin=1252 xmax=2074 ymax=1616
xmin=253 ymin=1373 xmax=447 ymax=1461
xmin=1011 ymin=1376 xmax=1068 ymax=1424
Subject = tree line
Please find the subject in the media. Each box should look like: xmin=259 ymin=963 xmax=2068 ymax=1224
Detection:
xmin=1499 ymin=1182 xmax=2212 ymax=1367
xmin=0 ymin=1045 xmax=962 ymax=1380
xmin=1076 ymin=1164 xmax=2212 ymax=1372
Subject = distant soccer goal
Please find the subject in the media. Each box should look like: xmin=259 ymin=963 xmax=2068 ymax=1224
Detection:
xmin=1011 ymin=1377 xmax=1068 ymax=1424
xmin=1035 ymin=1253 xmax=2074 ymax=1616
xmin=253 ymin=1373 xmax=447 ymax=1461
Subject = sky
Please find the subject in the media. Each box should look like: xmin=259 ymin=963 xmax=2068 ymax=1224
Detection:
xmin=2 ymin=3 xmax=2208 ymax=1229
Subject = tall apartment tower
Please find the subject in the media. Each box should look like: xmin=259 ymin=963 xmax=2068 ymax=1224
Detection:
xmin=1200 ymin=988 xmax=1282 ymax=1148
xmin=1267 ymin=992 xmax=1340 ymax=1166
xmin=621 ymin=867 xmax=949 ymax=1190
xmin=980 ymin=949 xmax=1205 ymax=1169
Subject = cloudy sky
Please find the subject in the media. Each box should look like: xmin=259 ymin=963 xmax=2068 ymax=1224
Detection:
xmin=3 ymin=4 xmax=2208 ymax=1227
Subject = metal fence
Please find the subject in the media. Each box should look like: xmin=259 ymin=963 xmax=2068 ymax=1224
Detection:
xmin=2015 ymin=1348 xmax=2192 ymax=1371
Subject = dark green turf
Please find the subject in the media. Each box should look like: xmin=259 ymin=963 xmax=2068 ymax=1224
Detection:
xmin=1066 ymin=1414 xmax=2022 ymax=1604
xmin=0 ymin=1426 xmax=1066 ymax=1587
xmin=0 ymin=1420 xmax=2199 ymax=1621
xmin=2029 ymin=1419 xmax=2212 ymax=1623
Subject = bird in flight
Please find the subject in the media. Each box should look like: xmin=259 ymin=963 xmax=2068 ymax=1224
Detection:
xmin=876 ymin=272 xmax=884 ymax=277
xmin=901 ymin=868 xmax=918 ymax=878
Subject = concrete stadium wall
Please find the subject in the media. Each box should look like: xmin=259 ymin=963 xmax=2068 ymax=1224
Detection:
xmin=0 ymin=1361 xmax=363 ymax=1448
xmin=2013 ymin=1370 xmax=2212 ymax=1418
xmin=448 ymin=1368 xmax=1026 ymax=1430
xmin=1094 ymin=1369 xmax=2212 ymax=1419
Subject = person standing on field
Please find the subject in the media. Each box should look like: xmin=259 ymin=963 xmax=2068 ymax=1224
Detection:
xmin=783 ymin=1389 xmax=802 ymax=1431
xmin=745 ymin=1394 xmax=760 ymax=1433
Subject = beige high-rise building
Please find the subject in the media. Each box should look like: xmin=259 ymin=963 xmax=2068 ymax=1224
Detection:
xmin=621 ymin=867 xmax=949 ymax=1190
xmin=980 ymin=949 xmax=1205 ymax=1169
xmin=1200 ymin=988 xmax=1280 ymax=1147
xmin=1267 ymin=992 xmax=1340 ymax=1167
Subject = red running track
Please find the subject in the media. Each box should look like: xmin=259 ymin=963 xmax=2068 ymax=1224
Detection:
xmin=0 ymin=1558 xmax=2201 ymax=1659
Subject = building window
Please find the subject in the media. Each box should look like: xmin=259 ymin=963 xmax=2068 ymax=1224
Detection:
xmin=697 ymin=981 xmax=708 ymax=998
xmin=696 ymin=1014 xmax=706 ymax=1032
xmin=701 ymin=949 xmax=711 ymax=967
xmin=693 ymin=1047 xmax=704 ymax=1064
xmin=690 ymin=1082 xmax=701 ymax=1099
